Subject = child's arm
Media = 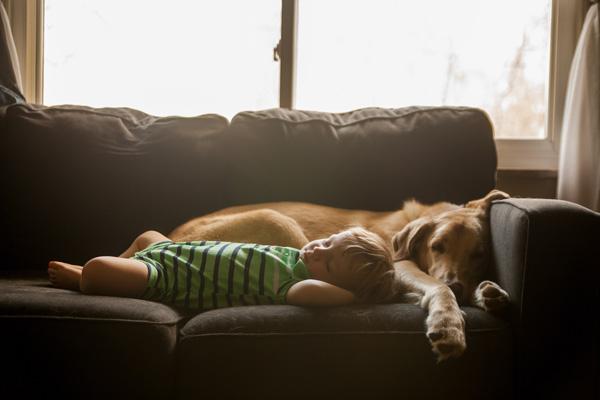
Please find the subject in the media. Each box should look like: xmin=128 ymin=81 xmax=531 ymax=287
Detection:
xmin=286 ymin=279 xmax=356 ymax=307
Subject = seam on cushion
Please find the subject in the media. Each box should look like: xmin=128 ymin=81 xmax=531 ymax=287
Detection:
xmin=11 ymin=105 xmax=157 ymax=125
xmin=495 ymin=199 xmax=533 ymax=215
xmin=0 ymin=314 xmax=183 ymax=326
xmin=233 ymin=106 xmax=485 ymax=129
xmin=518 ymin=211 xmax=531 ymax=326
xmin=180 ymin=327 xmax=508 ymax=339
xmin=495 ymin=198 xmax=598 ymax=216
xmin=8 ymin=105 xmax=227 ymax=127
xmin=495 ymin=201 xmax=531 ymax=325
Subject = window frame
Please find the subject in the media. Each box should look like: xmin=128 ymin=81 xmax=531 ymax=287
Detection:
xmin=4 ymin=0 xmax=589 ymax=171
xmin=493 ymin=0 xmax=588 ymax=170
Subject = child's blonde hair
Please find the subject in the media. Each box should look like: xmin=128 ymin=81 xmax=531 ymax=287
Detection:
xmin=339 ymin=227 xmax=396 ymax=304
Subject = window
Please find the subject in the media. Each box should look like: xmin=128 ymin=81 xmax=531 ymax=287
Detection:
xmin=5 ymin=0 xmax=588 ymax=170
xmin=296 ymin=0 xmax=550 ymax=140
xmin=43 ymin=0 xmax=281 ymax=119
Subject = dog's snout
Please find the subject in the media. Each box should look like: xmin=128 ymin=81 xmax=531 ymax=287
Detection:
xmin=448 ymin=282 xmax=464 ymax=300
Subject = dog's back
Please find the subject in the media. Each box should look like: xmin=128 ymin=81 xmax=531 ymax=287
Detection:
xmin=169 ymin=200 xmax=458 ymax=245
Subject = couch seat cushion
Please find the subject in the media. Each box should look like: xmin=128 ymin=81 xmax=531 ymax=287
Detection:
xmin=177 ymin=303 xmax=512 ymax=400
xmin=0 ymin=270 xmax=187 ymax=399
xmin=0 ymin=270 xmax=185 ymax=321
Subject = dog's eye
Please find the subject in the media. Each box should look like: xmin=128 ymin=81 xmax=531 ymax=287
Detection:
xmin=431 ymin=242 xmax=445 ymax=253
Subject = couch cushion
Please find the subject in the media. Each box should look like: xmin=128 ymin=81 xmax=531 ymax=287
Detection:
xmin=0 ymin=104 xmax=229 ymax=270
xmin=225 ymin=106 xmax=497 ymax=210
xmin=177 ymin=304 xmax=512 ymax=399
xmin=0 ymin=270 xmax=188 ymax=399
xmin=0 ymin=270 xmax=186 ymax=321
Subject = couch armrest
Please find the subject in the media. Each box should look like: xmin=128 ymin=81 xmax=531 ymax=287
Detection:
xmin=490 ymin=198 xmax=599 ymax=398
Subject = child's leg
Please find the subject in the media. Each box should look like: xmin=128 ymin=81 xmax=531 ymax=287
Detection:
xmin=80 ymin=256 xmax=149 ymax=298
xmin=119 ymin=230 xmax=171 ymax=258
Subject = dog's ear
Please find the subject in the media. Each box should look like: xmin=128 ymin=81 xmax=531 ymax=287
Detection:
xmin=465 ymin=189 xmax=510 ymax=212
xmin=392 ymin=217 xmax=434 ymax=260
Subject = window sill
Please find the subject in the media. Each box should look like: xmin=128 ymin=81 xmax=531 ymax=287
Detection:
xmin=497 ymin=169 xmax=558 ymax=179
xmin=496 ymin=169 xmax=558 ymax=199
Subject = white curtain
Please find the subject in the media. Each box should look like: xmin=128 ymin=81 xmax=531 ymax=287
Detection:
xmin=557 ymin=3 xmax=600 ymax=211
xmin=0 ymin=1 xmax=23 ymax=97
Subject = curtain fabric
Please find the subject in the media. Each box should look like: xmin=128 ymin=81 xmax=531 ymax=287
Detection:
xmin=557 ymin=4 xmax=600 ymax=211
xmin=0 ymin=1 xmax=24 ymax=104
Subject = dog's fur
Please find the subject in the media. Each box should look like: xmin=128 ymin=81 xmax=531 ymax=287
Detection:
xmin=169 ymin=189 xmax=510 ymax=360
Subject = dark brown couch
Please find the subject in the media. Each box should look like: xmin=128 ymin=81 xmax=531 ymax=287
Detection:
xmin=1 ymin=104 xmax=598 ymax=399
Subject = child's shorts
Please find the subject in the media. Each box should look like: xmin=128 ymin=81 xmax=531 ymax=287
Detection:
xmin=130 ymin=240 xmax=174 ymax=301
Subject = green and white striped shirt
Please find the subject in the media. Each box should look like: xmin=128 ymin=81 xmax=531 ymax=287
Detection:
xmin=131 ymin=240 xmax=310 ymax=310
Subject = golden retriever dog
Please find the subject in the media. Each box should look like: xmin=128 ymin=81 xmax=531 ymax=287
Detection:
xmin=169 ymin=189 xmax=510 ymax=361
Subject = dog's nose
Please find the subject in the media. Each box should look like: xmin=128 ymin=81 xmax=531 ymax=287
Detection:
xmin=448 ymin=282 xmax=464 ymax=300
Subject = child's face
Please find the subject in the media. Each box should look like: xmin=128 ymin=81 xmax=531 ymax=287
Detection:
xmin=300 ymin=230 xmax=357 ymax=289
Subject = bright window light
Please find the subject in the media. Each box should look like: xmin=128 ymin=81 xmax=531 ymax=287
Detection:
xmin=43 ymin=0 xmax=281 ymax=119
xmin=296 ymin=0 xmax=551 ymax=139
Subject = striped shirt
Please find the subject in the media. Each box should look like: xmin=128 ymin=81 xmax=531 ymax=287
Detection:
xmin=131 ymin=240 xmax=310 ymax=310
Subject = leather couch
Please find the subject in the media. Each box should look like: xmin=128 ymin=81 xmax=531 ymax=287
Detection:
xmin=1 ymin=104 xmax=598 ymax=399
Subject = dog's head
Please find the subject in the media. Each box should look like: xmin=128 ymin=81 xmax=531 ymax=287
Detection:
xmin=392 ymin=190 xmax=509 ymax=304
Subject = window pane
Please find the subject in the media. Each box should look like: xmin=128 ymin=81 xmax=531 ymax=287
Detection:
xmin=44 ymin=0 xmax=281 ymax=119
xmin=296 ymin=0 xmax=551 ymax=139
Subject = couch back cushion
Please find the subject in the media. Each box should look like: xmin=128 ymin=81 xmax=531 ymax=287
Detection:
xmin=224 ymin=107 xmax=497 ymax=210
xmin=1 ymin=104 xmax=497 ymax=270
xmin=1 ymin=104 xmax=229 ymax=269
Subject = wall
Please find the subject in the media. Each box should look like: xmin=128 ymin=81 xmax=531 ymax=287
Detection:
xmin=496 ymin=170 xmax=557 ymax=199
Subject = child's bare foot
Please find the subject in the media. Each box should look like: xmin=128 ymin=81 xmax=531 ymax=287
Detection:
xmin=48 ymin=261 xmax=83 ymax=291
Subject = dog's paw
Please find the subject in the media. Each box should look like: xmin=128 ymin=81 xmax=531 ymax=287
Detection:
xmin=425 ymin=290 xmax=466 ymax=362
xmin=473 ymin=280 xmax=510 ymax=312
xmin=426 ymin=310 xmax=466 ymax=362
